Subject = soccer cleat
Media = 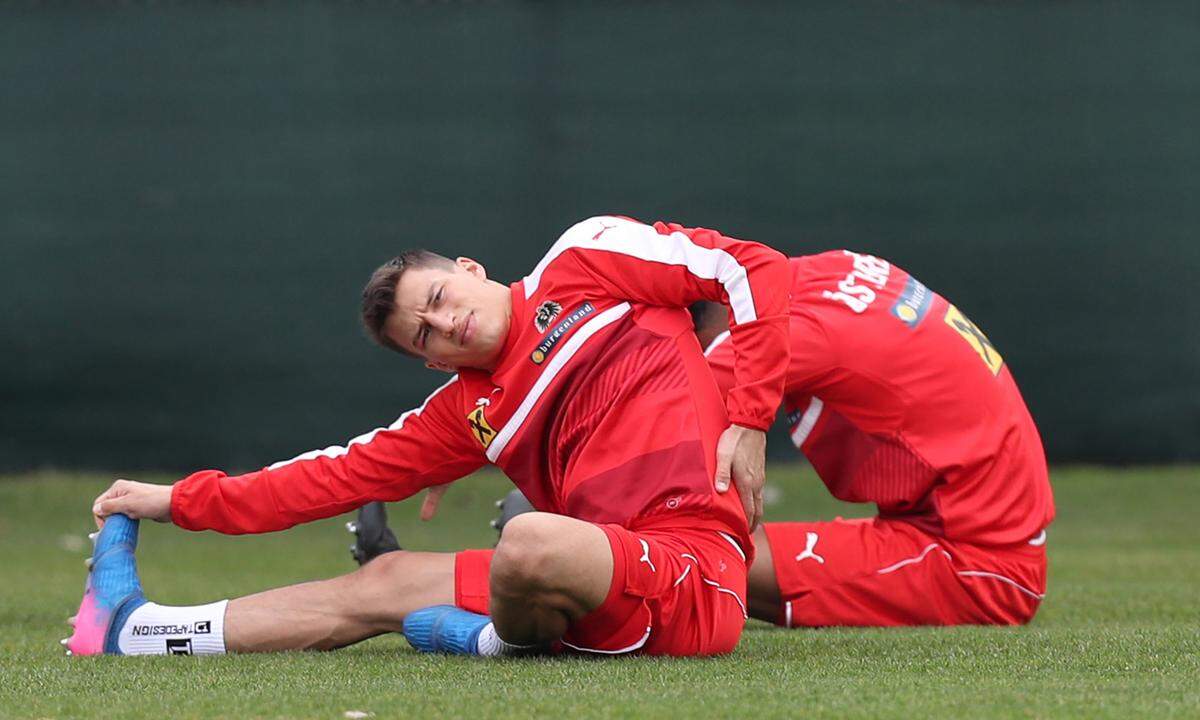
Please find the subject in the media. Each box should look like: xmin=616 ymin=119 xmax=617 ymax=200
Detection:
xmin=490 ymin=489 xmax=535 ymax=538
xmin=63 ymin=514 xmax=147 ymax=656
xmin=403 ymin=605 xmax=491 ymax=655
xmin=347 ymin=502 xmax=402 ymax=566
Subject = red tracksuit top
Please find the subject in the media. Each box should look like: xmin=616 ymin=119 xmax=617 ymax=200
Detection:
xmin=170 ymin=216 xmax=790 ymax=554
xmin=706 ymin=251 xmax=1055 ymax=547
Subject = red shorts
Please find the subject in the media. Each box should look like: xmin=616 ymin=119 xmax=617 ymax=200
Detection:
xmin=763 ymin=517 xmax=1047 ymax=627
xmin=455 ymin=523 xmax=748 ymax=656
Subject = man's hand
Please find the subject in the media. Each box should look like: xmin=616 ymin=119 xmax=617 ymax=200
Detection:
xmin=419 ymin=483 xmax=451 ymax=521
xmin=714 ymin=424 xmax=767 ymax=532
xmin=91 ymin=479 xmax=174 ymax=528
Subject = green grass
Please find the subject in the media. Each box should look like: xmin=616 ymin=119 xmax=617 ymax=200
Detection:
xmin=1 ymin=467 xmax=1197 ymax=719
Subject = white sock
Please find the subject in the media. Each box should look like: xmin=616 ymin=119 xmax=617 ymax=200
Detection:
xmin=474 ymin=622 xmax=536 ymax=657
xmin=116 ymin=600 xmax=229 ymax=656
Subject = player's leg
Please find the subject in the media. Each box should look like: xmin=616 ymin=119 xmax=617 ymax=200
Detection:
xmin=744 ymin=513 xmax=1046 ymax=628
xmin=751 ymin=517 xmax=981 ymax=627
xmin=224 ymin=549 xmax=455 ymax=652
xmin=943 ymin=537 xmax=1047 ymax=625
xmin=65 ymin=514 xmax=457 ymax=656
xmin=746 ymin=525 xmax=783 ymax=622
xmin=559 ymin=525 xmax=748 ymax=657
xmin=341 ymin=506 xmax=619 ymax=655
xmin=412 ymin=520 xmax=748 ymax=658
xmin=750 ymin=517 xmax=1044 ymax=626
xmin=402 ymin=512 xmax=615 ymax=656
xmin=487 ymin=512 xmax=613 ymax=644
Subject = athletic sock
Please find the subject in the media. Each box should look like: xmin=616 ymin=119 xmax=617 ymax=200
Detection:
xmin=116 ymin=600 xmax=229 ymax=656
xmin=474 ymin=622 xmax=536 ymax=657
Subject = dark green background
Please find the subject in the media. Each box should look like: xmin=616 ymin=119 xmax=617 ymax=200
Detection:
xmin=2 ymin=2 xmax=1197 ymax=473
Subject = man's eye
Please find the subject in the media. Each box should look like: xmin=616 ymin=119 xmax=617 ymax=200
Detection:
xmin=421 ymin=326 xmax=430 ymax=345
xmin=435 ymin=288 xmax=444 ymax=305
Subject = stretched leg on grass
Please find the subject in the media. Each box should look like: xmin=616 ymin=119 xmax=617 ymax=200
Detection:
xmin=65 ymin=514 xmax=456 ymax=656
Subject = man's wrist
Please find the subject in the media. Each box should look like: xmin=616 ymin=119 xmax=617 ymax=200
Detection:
xmin=167 ymin=481 xmax=184 ymax=526
xmin=729 ymin=416 xmax=771 ymax=433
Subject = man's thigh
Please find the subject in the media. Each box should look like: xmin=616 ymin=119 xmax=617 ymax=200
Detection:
xmin=761 ymin=517 xmax=1043 ymax=627
xmin=453 ymin=524 xmax=748 ymax=656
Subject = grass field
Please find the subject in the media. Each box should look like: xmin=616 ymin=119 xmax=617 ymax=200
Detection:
xmin=1 ymin=466 xmax=1197 ymax=719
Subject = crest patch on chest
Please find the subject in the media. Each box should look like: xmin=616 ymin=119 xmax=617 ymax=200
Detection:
xmin=467 ymin=405 xmax=497 ymax=449
xmin=531 ymin=302 xmax=596 ymax=365
xmin=533 ymin=301 xmax=562 ymax=333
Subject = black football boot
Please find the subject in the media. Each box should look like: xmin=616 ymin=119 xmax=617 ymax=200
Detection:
xmin=490 ymin=488 xmax=535 ymax=541
xmin=346 ymin=501 xmax=402 ymax=566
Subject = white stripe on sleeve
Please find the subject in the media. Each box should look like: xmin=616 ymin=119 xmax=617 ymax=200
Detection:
xmin=524 ymin=216 xmax=758 ymax=325
xmin=789 ymin=397 xmax=824 ymax=448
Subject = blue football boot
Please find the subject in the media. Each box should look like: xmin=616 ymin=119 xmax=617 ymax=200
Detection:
xmin=403 ymin=605 xmax=491 ymax=655
xmin=62 ymin=514 xmax=147 ymax=655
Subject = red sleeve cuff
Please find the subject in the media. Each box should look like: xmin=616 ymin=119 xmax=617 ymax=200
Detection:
xmin=169 ymin=481 xmax=189 ymax=529
xmin=169 ymin=470 xmax=219 ymax=532
xmin=728 ymin=413 xmax=773 ymax=433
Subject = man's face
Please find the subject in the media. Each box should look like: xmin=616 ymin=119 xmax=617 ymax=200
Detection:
xmin=384 ymin=258 xmax=512 ymax=372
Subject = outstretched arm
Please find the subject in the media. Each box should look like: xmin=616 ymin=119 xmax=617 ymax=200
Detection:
xmin=93 ymin=376 xmax=486 ymax=534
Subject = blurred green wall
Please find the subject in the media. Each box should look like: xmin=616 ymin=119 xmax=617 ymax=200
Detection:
xmin=2 ymin=2 xmax=1197 ymax=472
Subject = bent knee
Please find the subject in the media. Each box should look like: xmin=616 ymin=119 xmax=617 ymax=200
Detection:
xmin=491 ymin=513 xmax=561 ymax=594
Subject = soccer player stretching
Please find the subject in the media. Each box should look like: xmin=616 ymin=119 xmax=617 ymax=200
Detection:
xmin=703 ymin=249 xmax=1054 ymax=626
xmin=398 ymin=249 xmax=1054 ymax=628
xmin=66 ymin=216 xmax=788 ymax=657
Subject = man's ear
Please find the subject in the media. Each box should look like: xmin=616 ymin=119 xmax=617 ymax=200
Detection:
xmin=456 ymin=256 xmax=487 ymax=280
xmin=425 ymin=360 xmax=457 ymax=374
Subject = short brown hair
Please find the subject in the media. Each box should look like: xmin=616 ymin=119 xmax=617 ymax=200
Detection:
xmin=361 ymin=249 xmax=455 ymax=355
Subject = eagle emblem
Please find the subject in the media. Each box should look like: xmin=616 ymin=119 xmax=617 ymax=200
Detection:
xmin=533 ymin=301 xmax=562 ymax=333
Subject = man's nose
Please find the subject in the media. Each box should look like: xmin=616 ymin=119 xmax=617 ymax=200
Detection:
xmin=428 ymin=312 xmax=456 ymax=334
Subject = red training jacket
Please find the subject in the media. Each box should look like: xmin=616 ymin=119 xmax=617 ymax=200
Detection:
xmin=705 ymin=251 xmax=1054 ymax=547
xmin=170 ymin=216 xmax=790 ymax=555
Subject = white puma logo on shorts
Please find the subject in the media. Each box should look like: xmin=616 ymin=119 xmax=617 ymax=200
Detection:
xmin=795 ymin=532 xmax=825 ymax=564
xmin=638 ymin=539 xmax=656 ymax=573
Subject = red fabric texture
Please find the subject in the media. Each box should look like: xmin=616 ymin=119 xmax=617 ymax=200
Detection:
xmin=454 ymin=549 xmax=493 ymax=616
xmin=705 ymin=251 xmax=1054 ymax=548
xmin=702 ymin=250 xmax=1054 ymax=627
xmin=454 ymin=524 xmax=748 ymax=657
xmin=170 ymin=215 xmax=787 ymax=544
xmin=764 ymin=518 xmax=1046 ymax=626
